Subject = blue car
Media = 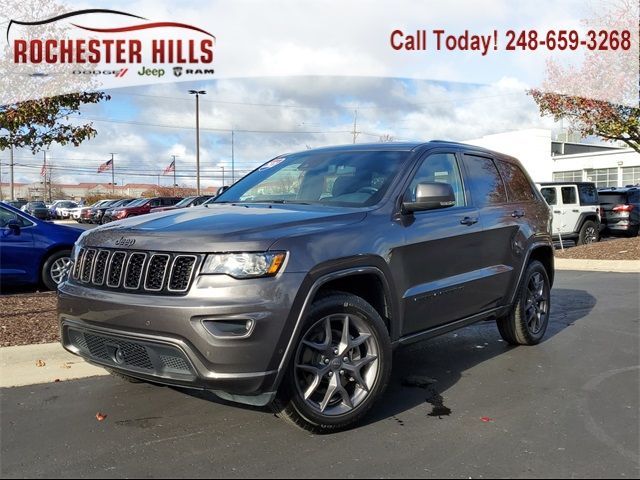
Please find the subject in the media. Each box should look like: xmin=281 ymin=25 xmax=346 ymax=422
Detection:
xmin=1 ymin=202 xmax=83 ymax=290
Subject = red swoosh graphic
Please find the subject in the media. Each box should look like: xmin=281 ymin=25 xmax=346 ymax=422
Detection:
xmin=71 ymin=22 xmax=215 ymax=39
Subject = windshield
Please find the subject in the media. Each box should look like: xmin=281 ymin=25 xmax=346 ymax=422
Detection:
xmin=599 ymin=192 xmax=628 ymax=205
xmin=125 ymin=198 xmax=147 ymax=207
xmin=214 ymin=150 xmax=412 ymax=207
xmin=174 ymin=196 xmax=196 ymax=207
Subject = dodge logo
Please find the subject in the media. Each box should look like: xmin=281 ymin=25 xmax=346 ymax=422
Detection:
xmin=173 ymin=66 xmax=183 ymax=77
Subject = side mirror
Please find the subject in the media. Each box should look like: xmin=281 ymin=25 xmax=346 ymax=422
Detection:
xmin=403 ymin=182 xmax=456 ymax=213
xmin=7 ymin=219 xmax=21 ymax=235
xmin=216 ymin=186 xmax=229 ymax=196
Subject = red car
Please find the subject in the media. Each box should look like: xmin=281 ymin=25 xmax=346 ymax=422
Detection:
xmin=150 ymin=195 xmax=214 ymax=213
xmin=110 ymin=197 xmax=182 ymax=221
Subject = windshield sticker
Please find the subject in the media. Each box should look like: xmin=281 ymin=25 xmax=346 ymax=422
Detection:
xmin=259 ymin=157 xmax=285 ymax=171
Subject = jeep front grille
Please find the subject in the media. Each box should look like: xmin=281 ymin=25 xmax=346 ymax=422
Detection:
xmin=72 ymin=247 xmax=199 ymax=295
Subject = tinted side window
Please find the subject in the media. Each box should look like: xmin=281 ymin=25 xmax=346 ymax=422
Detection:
xmin=406 ymin=153 xmax=466 ymax=207
xmin=463 ymin=155 xmax=507 ymax=207
xmin=496 ymin=160 xmax=536 ymax=202
xmin=578 ymin=184 xmax=599 ymax=205
xmin=541 ymin=188 xmax=557 ymax=206
xmin=0 ymin=206 xmax=32 ymax=227
xmin=561 ymin=187 xmax=577 ymax=205
xmin=149 ymin=199 xmax=161 ymax=207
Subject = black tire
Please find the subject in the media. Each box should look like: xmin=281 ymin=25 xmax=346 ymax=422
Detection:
xmin=577 ymin=220 xmax=599 ymax=245
xmin=497 ymin=260 xmax=551 ymax=346
xmin=272 ymin=291 xmax=392 ymax=433
xmin=625 ymin=225 xmax=639 ymax=237
xmin=106 ymin=368 xmax=145 ymax=383
xmin=41 ymin=250 xmax=72 ymax=290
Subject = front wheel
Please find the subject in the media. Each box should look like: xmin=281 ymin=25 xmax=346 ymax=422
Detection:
xmin=273 ymin=292 xmax=391 ymax=433
xmin=42 ymin=250 xmax=72 ymax=290
xmin=497 ymin=260 xmax=551 ymax=346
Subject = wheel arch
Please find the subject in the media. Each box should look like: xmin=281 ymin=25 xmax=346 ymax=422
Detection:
xmin=271 ymin=260 xmax=399 ymax=393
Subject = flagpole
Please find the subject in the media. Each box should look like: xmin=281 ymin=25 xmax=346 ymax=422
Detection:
xmin=172 ymin=155 xmax=177 ymax=196
xmin=109 ymin=153 xmax=116 ymax=195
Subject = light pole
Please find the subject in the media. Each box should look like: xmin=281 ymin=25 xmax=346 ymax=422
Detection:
xmin=189 ymin=89 xmax=206 ymax=195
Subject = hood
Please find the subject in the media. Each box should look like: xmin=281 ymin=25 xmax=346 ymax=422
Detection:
xmin=80 ymin=203 xmax=367 ymax=252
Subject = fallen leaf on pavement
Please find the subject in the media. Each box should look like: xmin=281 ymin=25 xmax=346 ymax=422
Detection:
xmin=481 ymin=416 xmax=494 ymax=422
xmin=96 ymin=412 xmax=107 ymax=422
xmin=61 ymin=363 xmax=72 ymax=369
xmin=35 ymin=360 xmax=46 ymax=367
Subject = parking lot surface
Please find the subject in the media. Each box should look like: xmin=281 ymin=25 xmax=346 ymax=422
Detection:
xmin=1 ymin=271 xmax=638 ymax=478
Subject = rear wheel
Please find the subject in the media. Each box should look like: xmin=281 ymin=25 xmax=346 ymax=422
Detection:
xmin=625 ymin=225 xmax=639 ymax=237
xmin=42 ymin=250 xmax=72 ymax=290
xmin=272 ymin=292 xmax=391 ymax=433
xmin=497 ymin=260 xmax=551 ymax=346
xmin=577 ymin=220 xmax=599 ymax=245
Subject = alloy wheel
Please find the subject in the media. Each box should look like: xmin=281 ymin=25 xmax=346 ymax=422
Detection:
xmin=525 ymin=272 xmax=549 ymax=335
xmin=584 ymin=226 xmax=598 ymax=243
xmin=50 ymin=257 xmax=72 ymax=285
xmin=294 ymin=314 xmax=379 ymax=416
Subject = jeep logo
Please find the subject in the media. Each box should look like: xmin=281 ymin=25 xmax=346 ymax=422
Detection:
xmin=114 ymin=236 xmax=136 ymax=247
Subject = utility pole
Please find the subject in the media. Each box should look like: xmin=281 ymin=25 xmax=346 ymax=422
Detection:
xmin=231 ymin=130 xmax=235 ymax=184
xmin=10 ymin=145 xmax=14 ymax=200
xmin=189 ymin=90 xmax=206 ymax=195
xmin=352 ymin=109 xmax=359 ymax=144
xmin=109 ymin=153 xmax=116 ymax=195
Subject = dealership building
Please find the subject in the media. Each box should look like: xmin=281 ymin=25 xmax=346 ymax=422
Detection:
xmin=467 ymin=128 xmax=640 ymax=188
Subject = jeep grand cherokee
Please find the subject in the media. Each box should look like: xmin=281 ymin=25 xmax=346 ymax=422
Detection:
xmin=59 ymin=141 xmax=554 ymax=433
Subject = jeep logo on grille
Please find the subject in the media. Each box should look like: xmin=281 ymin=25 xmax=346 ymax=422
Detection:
xmin=114 ymin=236 xmax=136 ymax=247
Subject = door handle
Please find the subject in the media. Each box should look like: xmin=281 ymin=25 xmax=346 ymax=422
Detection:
xmin=553 ymin=210 xmax=561 ymax=214
xmin=460 ymin=216 xmax=479 ymax=226
xmin=572 ymin=209 xmax=579 ymax=213
xmin=511 ymin=209 xmax=526 ymax=218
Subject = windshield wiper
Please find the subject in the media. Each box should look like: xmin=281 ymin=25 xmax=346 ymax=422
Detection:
xmin=251 ymin=200 xmax=311 ymax=205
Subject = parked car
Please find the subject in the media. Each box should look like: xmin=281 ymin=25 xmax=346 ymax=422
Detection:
xmin=86 ymin=199 xmax=120 ymax=224
xmin=50 ymin=200 xmax=79 ymax=219
xmin=537 ymin=182 xmax=601 ymax=245
xmin=21 ymin=201 xmax=51 ymax=220
xmin=59 ymin=142 xmax=554 ymax=433
xmin=1 ymin=202 xmax=83 ymax=290
xmin=91 ymin=198 xmax=136 ymax=225
xmin=108 ymin=196 xmax=182 ymax=220
xmin=150 ymin=195 xmax=214 ymax=213
xmin=70 ymin=200 xmax=106 ymax=223
xmin=3 ymin=199 xmax=27 ymax=210
xmin=101 ymin=198 xmax=142 ymax=224
xmin=598 ymin=186 xmax=640 ymax=237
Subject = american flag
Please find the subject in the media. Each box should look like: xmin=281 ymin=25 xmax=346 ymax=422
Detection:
xmin=163 ymin=159 xmax=175 ymax=175
xmin=97 ymin=159 xmax=113 ymax=173
xmin=40 ymin=162 xmax=47 ymax=177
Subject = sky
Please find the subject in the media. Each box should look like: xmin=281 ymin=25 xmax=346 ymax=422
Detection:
xmin=2 ymin=76 xmax=561 ymax=188
xmin=0 ymin=0 xmax=635 ymax=188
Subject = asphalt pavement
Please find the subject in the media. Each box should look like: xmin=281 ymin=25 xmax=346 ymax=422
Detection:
xmin=1 ymin=271 xmax=638 ymax=478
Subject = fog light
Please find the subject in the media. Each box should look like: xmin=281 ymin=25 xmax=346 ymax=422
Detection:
xmin=203 ymin=319 xmax=254 ymax=339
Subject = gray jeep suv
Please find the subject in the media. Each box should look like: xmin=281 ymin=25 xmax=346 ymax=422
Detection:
xmin=58 ymin=141 xmax=554 ymax=432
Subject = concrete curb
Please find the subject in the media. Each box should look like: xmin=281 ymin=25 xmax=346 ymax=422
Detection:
xmin=0 ymin=343 xmax=107 ymax=388
xmin=555 ymin=258 xmax=640 ymax=273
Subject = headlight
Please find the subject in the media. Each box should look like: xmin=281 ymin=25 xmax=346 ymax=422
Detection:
xmin=201 ymin=252 xmax=286 ymax=279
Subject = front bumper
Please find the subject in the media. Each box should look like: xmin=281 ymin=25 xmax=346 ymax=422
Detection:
xmin=58 ymin=272 xmax=306 ymax=399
